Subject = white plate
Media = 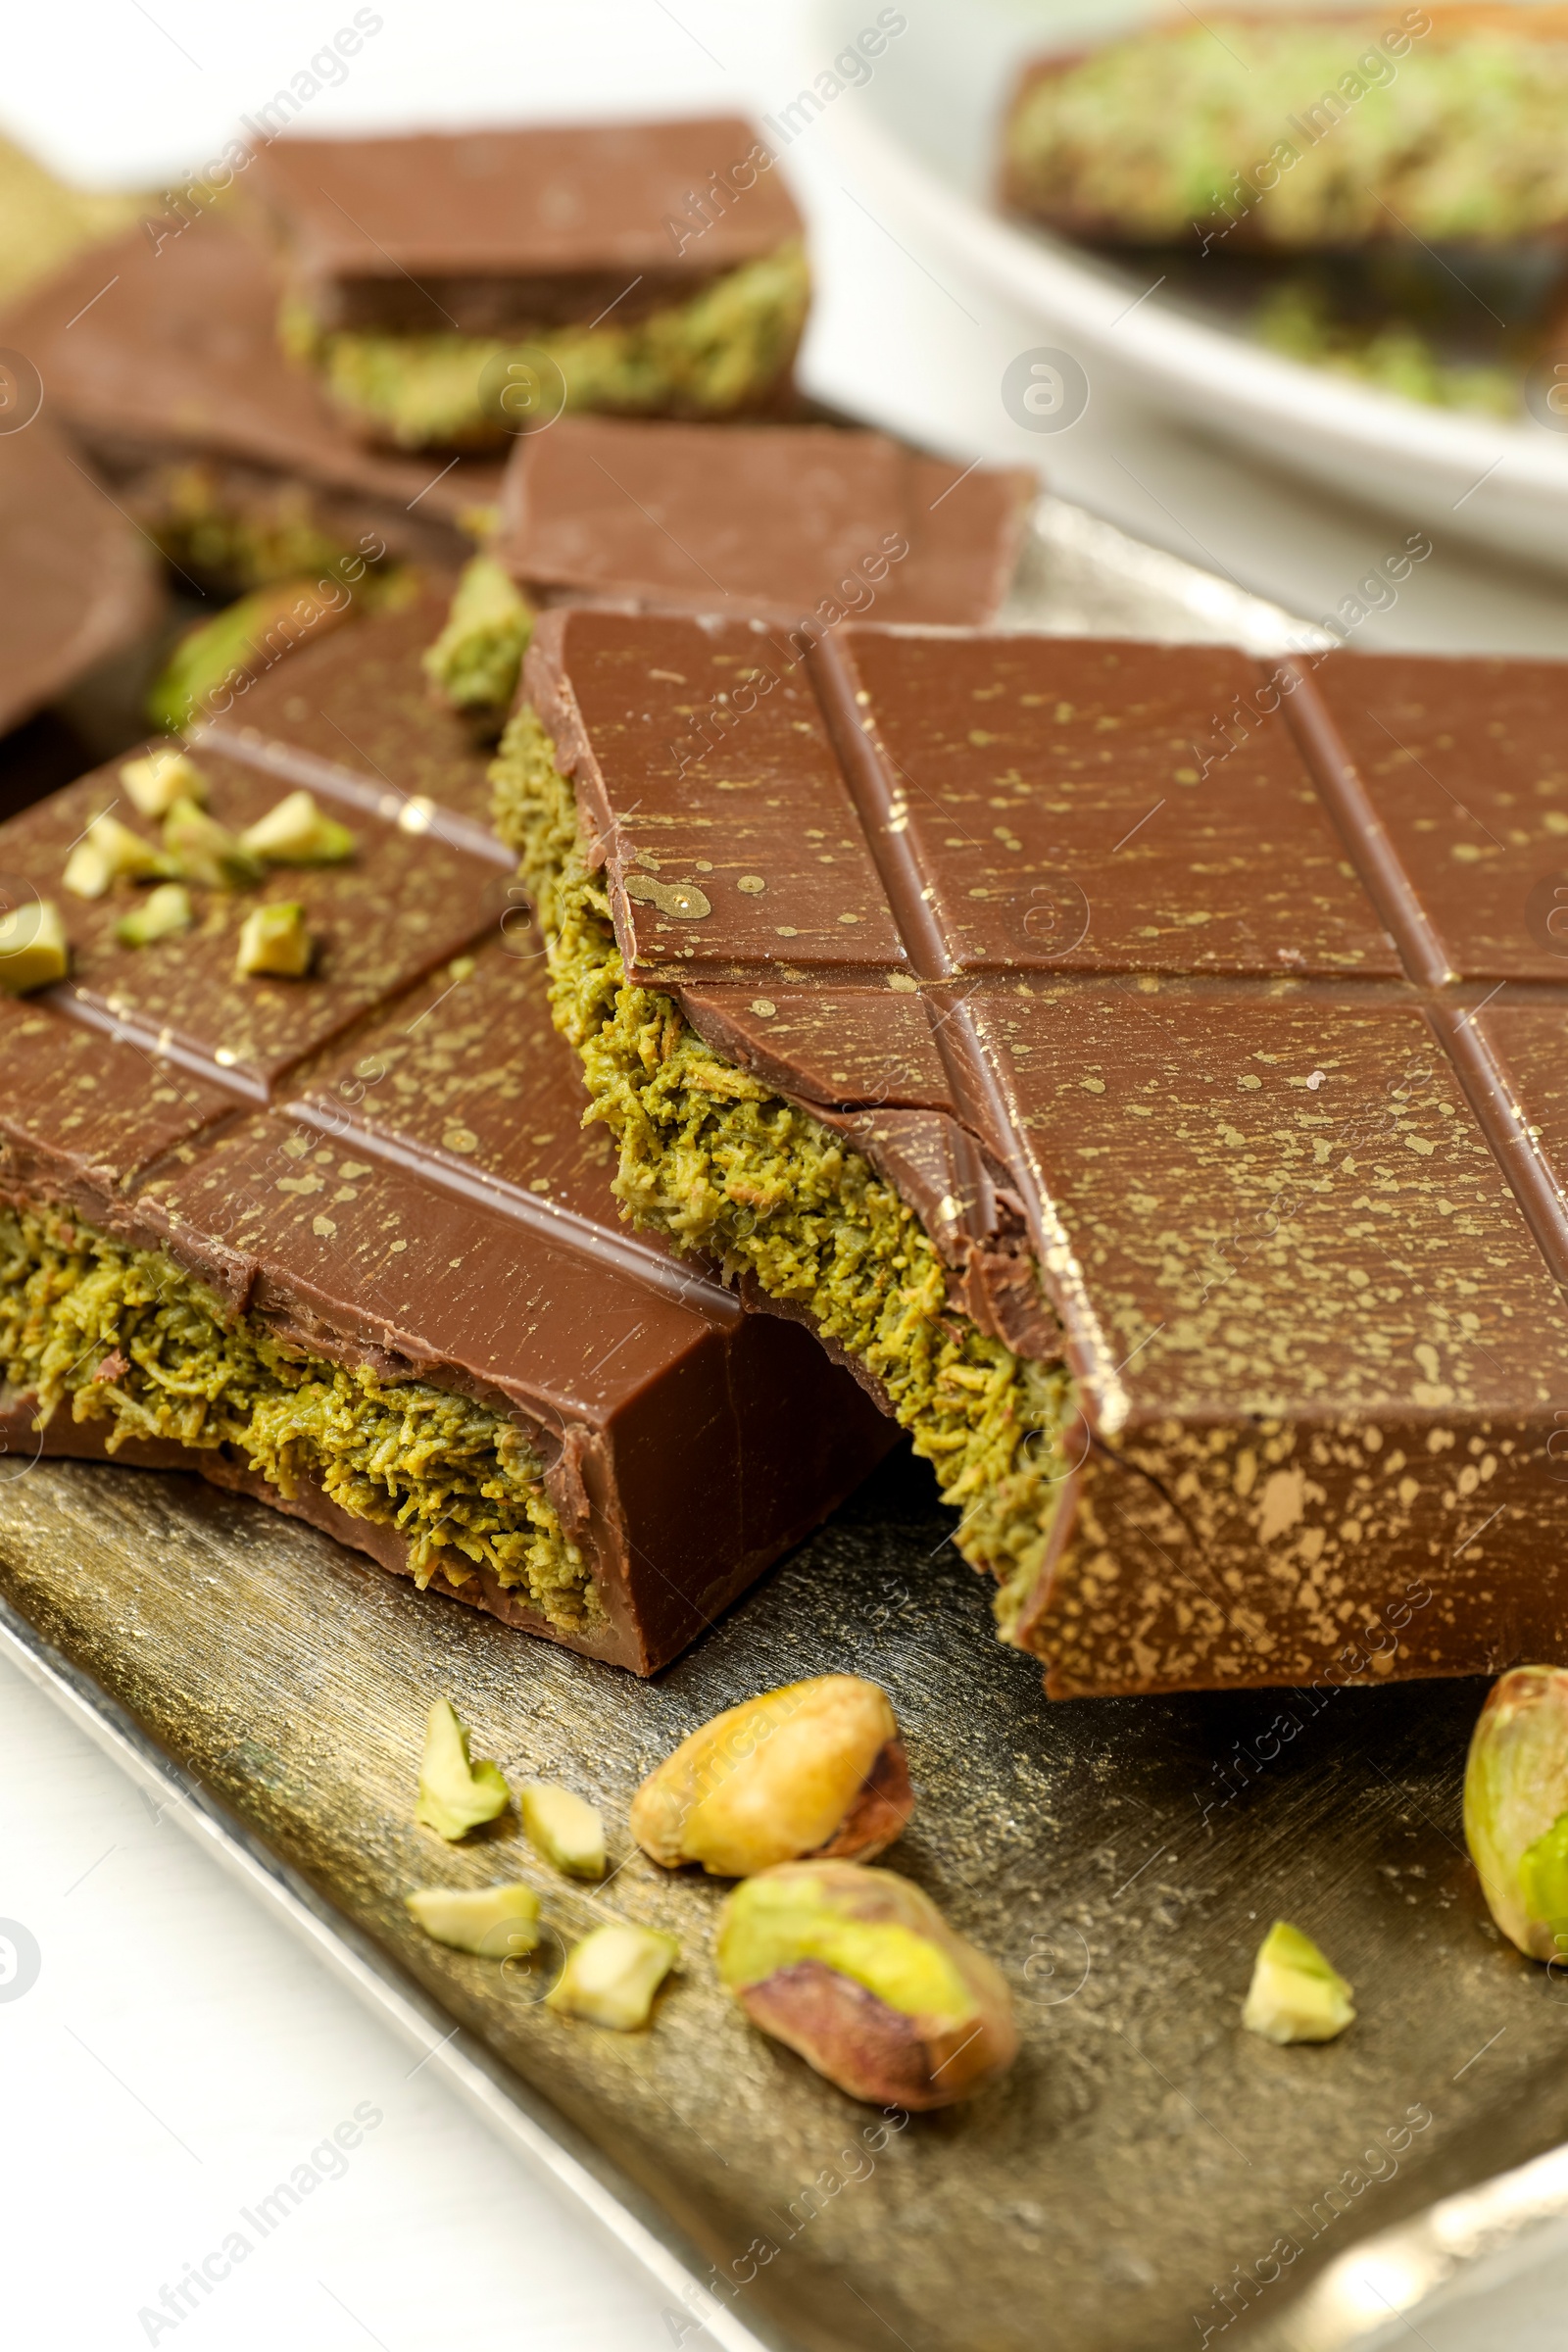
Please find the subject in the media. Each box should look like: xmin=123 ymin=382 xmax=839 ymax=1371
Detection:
xmin=812 ymin=0 xmax=1568 ymax=575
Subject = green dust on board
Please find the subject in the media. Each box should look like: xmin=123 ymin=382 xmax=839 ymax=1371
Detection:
xmin=490 ymin=707 xmax=1077 ymax=1640
xmin=286 ymin=242 xmax=810 ymax=450
xmin=0 ymin=1203 xmax=597 ymax=1629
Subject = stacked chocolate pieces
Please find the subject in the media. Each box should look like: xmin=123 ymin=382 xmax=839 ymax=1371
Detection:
xmin=508 ymin=608 xmax=1568 ymax=1696
xmin=0 ymin=588 xmax=892 ymax=1673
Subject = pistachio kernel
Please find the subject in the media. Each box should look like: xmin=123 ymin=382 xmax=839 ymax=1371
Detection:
xmin=235 ymin=901 xmax=314 ymax=979
xmin=546 ymin=1923 xmax=677 ymax=2031
xmin=414 ymin=1697 xmax=511 ymax=1841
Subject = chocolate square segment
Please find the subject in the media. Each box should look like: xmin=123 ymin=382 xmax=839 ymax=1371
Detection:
xmin=1310 ymin=652 xmax=1568 ymax=982
xmin=249 ymin=120 xmax=803 ymax=333
xmin=833 ymin=632 xmax=1401 ymax=978
xmin=551 ymin=612 xmax=911 ymax=976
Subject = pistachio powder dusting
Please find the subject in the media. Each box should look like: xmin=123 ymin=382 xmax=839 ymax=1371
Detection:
xmin=0 ymin=1204 xmax=595 ymax=1629
xmin=491 ymin=707 xmax=1076 ymax=1637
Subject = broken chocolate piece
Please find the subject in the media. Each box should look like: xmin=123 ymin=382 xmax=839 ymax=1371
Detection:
xmin=500 ymin=607 xmax=1568 ymax=1697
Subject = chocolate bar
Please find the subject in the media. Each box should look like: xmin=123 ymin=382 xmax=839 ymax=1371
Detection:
xmin=247 ymin=120 xmax=808 ymax=449
xmin=0 ymin=627 xmax=892 ymax=1672
xmin=499 ymin=608 xmax=1568 ymax=1697
xmin=494 ymin=416 xmax=1033 ymax=626
xmin=4 ymin=219 xmax=502 ymax=591
xmin=0 ymin=412 xmax=162 ymax=738
xmin=1002 ymin=9 xmax=1568 ymax=252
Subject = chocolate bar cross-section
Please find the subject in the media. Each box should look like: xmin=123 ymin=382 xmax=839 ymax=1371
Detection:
xmin=511 ymin=608 xmax=1568 ymax=1696
xmin=0 ymin=603 xmax=892 ymax=1673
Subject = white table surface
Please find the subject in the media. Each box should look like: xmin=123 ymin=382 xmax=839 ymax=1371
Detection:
xmin=3 ymin=7 xmax=1567 ymax=2348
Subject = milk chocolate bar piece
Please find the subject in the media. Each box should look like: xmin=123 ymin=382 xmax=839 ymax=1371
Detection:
xmin=0 ymin=413 xmax=162 ymax=737
xmin=246 ymin=121 xmax=808 ymax=450
xmin=250 ymin=118 xmax=803 ymax=335
xmin=495 ymin=416 xmax=1033 ymax=627
xmin=0 ymin=650 xmax=892 ymax=1671
xmin=501 ymin=607 xmax=1568 ymax=1697
xmin=3 ymin=220 xmax=501 ymax=590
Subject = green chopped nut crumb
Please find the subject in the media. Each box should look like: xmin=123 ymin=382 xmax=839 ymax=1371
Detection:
xmin=422 ymin=555 xmax=533 ymax=727
xmin=236 ymin=900 xmax=313 ymax=978
xmin=0 ymin=899 xmax=69 ymax=995
xmin=116 ymin=882 xmax=193 ymax=949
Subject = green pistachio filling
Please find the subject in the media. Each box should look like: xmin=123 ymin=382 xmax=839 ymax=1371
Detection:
xmin=0 ymin=1204 xmax=596 ymax=1629
xmin=1007 ymin=22 xmax=1568 ymax=247
xmin=422 ymin=555 xmax=534 ymax=726
xmin=1250 ymin=277 xmax=1522 ymax=416
xmin=491 ymin=708 xmax=1075 ymax=1640
xmin=131 ymin=460 xmax=385 ymax=597
xmin=288 ymin=242 xmax=810 ymax=451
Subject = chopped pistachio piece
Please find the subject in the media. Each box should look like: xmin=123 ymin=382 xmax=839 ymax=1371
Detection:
xmin=518 ymin=1781 xmax=607 ymax=1879
xmin=116 ymin=882 xmax=193 ymax=949
xmin=63 ymin=812 xmax=171 ymax=900
xmin=546 ymin=1922 xmax=677 ymax=2030
xmin=235 ymin=901 xmax=314 ymax=979
xmin=414 ymin=1696 xmax=512 ymax=1840
xmin=716 ymin=1860 xmax=1016 ymax=2108
xmin=163 ymin=798 xmax=266 ymax=891
xmin=0 ymin=898 xmax=68 ymax=994
xmin=145 ymin=574 xmax=358 ymax=733
xmin=1464 ymin=1664 xmax=1568 ymax=1958
xmin=406 ymin=1881 xmax=541 ymax=1957
xmin=121 ymin=744 xmax=208 ymax=819
xmin=421 ymin=553 xmax=533 ymax=723
xmin=239 ymin=788 xmax=356 ymax=866
xmin=1242 ymin=1921 xmax=1354 ymax=2044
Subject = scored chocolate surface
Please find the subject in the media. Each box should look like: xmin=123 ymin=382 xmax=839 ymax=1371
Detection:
xmin=3 ymin=220 xmax=502 ymax=568
xmin=0 ymin=600 xmax=892 ymax=1671
xmin=497 ymin=415 xmax=1033 ymax=626
xmin=528 ymin=608 xmax=1568 ymax=1695
xmin=249 ymin=118 xmax=803 ymax=334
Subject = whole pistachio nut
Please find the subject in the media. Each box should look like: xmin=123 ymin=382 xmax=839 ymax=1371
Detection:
xmin=121 ymin=744 xmax=208 ymax=819
xmin=163 ymin=798 xmax=266 ymax=891
xmin=414 ymin=1697 xmax=511 ymax=1840
xmin=236 ymin=901 xmax=313 ymax=979
xmin=546 ymin=1922 xmax=678 ymax=2031
xmin=116 ymin=882 xmax=193 ymax=949
xmin=629 ymin=1675 xmax=914 ymax=1878
xmin=518 ymin=1781 xmax=607 ymax=1879
xmin=1464 ymin=1664 xmax=1568 ymax=1959
xmin=63 ymin=812 xmax=172 ymax=900
xmin=406 ymin=1881 xmax=540 ymax=1957
xmin=717 ymin=1860 xmax=1017 ymax=2110
xmin=239 ymin=788 xmax=356 ymax=865
xmin=0 ymin=898 xmax=69 ymax=994
xmin=1242 ymin=1921 xmax=1354 ymax=2044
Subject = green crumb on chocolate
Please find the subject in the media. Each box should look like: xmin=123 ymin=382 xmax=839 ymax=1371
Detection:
xmin=297 ymin=242 xmax=810 ymax=451
xmin=0 ymin=1205 xmax=597 ymax=1629
xmin=491 ymin=708 xmax=1075 ymax=1638
xmin=422 ymin=555 xmax=533 ymax=726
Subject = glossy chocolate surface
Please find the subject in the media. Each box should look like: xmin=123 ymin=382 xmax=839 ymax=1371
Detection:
xmin=528 ymin=609 xmax=1568 ymax=1695
xmin=249 ymin=119 xmax=802 ymax=333
xmin=4 ymin=221 xmax=501 ymax=556
xmin=0 ymin=606 xmax=891 ymax=1670
xmin=498 ymin=416 xmax=1033 ymax=626
xmin=0 ymin=414 xmax=161 ymax=736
